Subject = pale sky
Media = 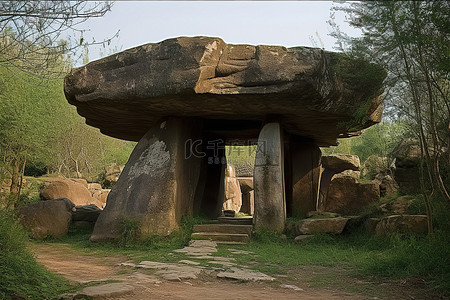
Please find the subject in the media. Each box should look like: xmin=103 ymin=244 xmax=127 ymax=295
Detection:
xmin=78 ymin=1 xmax=358 ymax=64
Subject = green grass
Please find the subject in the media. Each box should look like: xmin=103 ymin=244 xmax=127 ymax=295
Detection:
xmin=225 ymin=227 xmax=450 ymax=294
xmin=0 ymin=209 xmax=72 ymax=299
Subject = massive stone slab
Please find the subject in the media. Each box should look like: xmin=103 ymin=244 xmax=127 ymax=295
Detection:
xmin=64 ymin=36 xmax=385 ymax=146
xmin=91 ymin=118 xmax=202 ymax=241
xmin=253 ymin=122 xmax=286 ymax=232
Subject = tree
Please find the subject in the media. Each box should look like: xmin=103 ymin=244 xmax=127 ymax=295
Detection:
xmin=330 ymin=1 xmax=450 ymax=233
xmin=0 ymin=1 xmax=117 ymax=78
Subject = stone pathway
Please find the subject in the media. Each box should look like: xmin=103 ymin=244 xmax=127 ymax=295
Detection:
xmin=63 ymin=239 xmax=278 ymax=298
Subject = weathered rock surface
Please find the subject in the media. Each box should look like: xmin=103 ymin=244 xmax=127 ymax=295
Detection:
xmin=73 ymin=283 xmax=134 ymax=299
xmin=380 ymin=196 xmax=414 ymax=215
xmin=319 ymin=176 xmax=380 ymax=214
xmin=72 ymin=204 xmax=102 ymax=223
xmin=378 ymin=175 xmax=399 ymax=197
xmin=40 ymin=178 xmax=102 ymax=208
xmin=287 ymin=217 xmax=350 ymax=235
xmin=217 ymin=267 xmax=275 ymax=282
xmin=254 ymin=122 xmax=285 ymax=232
xmin=173 ymin=240 xmax=218 ymax=257
xmin=127 ymin=261 xmax=203 ymax=281
xmin=64 ymin=36 xmax=385 ymax=146
xmin=91 ymin=118 xmax=202 ymax=241
xmin=19 ymin=199 xmax=74 ymax=239
xmin=374 ymin=215 xmax=428 ymax=235
xmin=103 ymin=163 xmax=124 ymax=187
xmin=223 ymin=165 xmax=242 ymax=212
xmin=322 ymin=154 xmax=360 ymax=173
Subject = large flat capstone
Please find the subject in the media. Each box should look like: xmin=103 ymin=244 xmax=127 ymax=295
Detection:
xmin=64 ymin=36 xmax=385 ymax=146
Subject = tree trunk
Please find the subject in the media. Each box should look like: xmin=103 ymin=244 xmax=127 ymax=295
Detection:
xmin=9 ymin=158 xmax=20 ymax=194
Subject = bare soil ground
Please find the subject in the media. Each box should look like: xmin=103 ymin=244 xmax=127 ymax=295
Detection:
xmin=31 ymin=243 xmax=441 ymax=300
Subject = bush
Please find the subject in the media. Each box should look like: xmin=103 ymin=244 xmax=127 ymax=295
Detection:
xmin=0 ymin=209 xmax=69 ymax=299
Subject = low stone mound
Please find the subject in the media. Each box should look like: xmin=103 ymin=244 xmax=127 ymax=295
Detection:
xmin=372 ymin=215 xmax=428 ymax=235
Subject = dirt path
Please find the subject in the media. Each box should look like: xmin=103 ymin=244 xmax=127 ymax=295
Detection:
xmin=32 ymin=243 xmax=369 ymax=300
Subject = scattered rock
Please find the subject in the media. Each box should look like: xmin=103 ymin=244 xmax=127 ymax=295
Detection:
xmin=19 ymin=199 xmax=74 ymax=239
xmin=73 ymin=283 xmax=134 ymax=299
xmin=375 ymin=215 xmax=428 ymax=235
xmin=294 ymin=235 xmax=314 ymax=244
xmin=217 ymin=267 xmax=275 ymax=282
xmin=173 ymin=240 xmax=218 ymax=256
xmin=322 ymin=154 xmax=360 ymax=173
xmin=179 ymin=260 xmax=201 ymax=266
xmin=288 ymin=217 xmax=350 ymax=235
xmin=129 ymin=261 xmax=203 ymax=281
xmin=72 ymin=204 xmax=102 ymax=222
xmin=280 ymin=284 xmax=304 ymax=291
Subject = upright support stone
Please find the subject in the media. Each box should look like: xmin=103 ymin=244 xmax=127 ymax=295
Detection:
xmin=91 ymin=118 xmax=202 ymax=242
xmin=290 ymin=140 xmax=322 ymax=216
xmin=253 ymin=122 xmax=286 ymax=232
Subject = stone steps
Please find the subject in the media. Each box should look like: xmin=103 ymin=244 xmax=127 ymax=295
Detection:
xmin=191 ymin=232 xmax=250 ymax=244
xmin=193 ymin=224 xmax=252 ymax=235
xmin=191 ymin=220 xmax=253 ymax=244
xmin=217 ymin=216 xmax=253 ymax=225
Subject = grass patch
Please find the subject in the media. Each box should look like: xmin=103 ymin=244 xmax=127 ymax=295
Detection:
xmin=227 ymin=228 xmax=450 ymax=295
xmin=0 ymin=209 xmax=72 ymax=299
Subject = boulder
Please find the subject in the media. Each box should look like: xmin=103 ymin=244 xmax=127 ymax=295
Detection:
xmin=288 ymin=217 xmax=350 ymax=235
xmin=19 ymin=199 xmax=74 ymax=239
xmin=380 ymin=196 xmax=414 ymax=215
xmin=72 ymin=178 xmax=88 ymax=188
xmin=223 ymin=165 xmax=242 ymax=212
xmin=254 ymin=122 xmax=285 ymax=232
xmin=104 ymin=163 xmax=124 ymax=187
xmin=40 ymin=178 xmax=102 ymax=208
xmin=88 ymin=183 xmax=102 ymax=191
xmin=322 ymin=154 xmax=360 ymax=173
xmin=319 ymin=176 xmax=380 ymax=214
xmin=379 ymin=175 xmax=399 ymax=197
xmin=375 ymin=215 xmax=428 ymax=235
xmin=73 ymin=204 xmax=102 ymax=223
xmin=64 ymin=36 xmax=386 ymax=146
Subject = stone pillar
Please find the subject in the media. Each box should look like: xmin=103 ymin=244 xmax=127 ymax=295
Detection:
xmin=91 ymin=118 xmax=202 ymax=242
xmin=223 ymin=165 xmax=242 ymax=212
xmin=290 ymin=140 xmax=322 ymax=217
xmin=238 ymin=177 xmax=254 ymax=215
xmin=253 ymin=122 xmax=286 ymax=232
